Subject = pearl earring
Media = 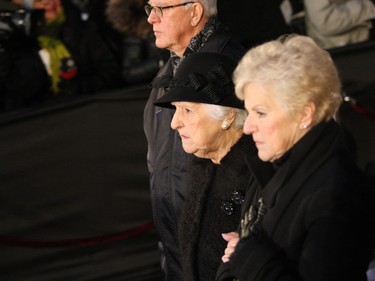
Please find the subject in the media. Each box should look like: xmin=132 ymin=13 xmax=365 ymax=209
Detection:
xmin=303 ymin=124 xmax=307 ymax=129
xmin=222 ymin=123 xmax=229 ymax=130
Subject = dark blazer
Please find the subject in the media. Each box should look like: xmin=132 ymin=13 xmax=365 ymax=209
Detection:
xmin=217 ymin=119 xmax=375 ymax=281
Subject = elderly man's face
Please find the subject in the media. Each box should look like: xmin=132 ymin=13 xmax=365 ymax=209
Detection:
xmin=170 ymin=101 xmax=228 ymax=161
xmin=146 ymin=1 xmax=197 ymax=57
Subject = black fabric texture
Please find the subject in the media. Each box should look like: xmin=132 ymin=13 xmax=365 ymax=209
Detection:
xmin=0 ymin=86 xmax=163 ymax=281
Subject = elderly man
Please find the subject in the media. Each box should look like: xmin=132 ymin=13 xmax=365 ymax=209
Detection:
xmin=143 ymin=0 xmax=245 ymax=280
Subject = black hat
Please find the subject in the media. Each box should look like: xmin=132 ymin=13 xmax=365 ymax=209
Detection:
xmin=154 ymin=52 xmax=243 ymax=109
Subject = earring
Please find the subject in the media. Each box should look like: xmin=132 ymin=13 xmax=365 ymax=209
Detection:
xmin=222 ymin=122 xmax=229 ymax=130
xmin=303 ymin=124 xmax=307 ymax=129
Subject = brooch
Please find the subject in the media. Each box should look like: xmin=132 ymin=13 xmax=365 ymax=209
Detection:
xmin=221 ymin=190 xmax=244 ymax=216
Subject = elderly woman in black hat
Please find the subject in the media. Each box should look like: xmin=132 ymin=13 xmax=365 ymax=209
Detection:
xmin=154 ymin=52 xmax=274 ymax=281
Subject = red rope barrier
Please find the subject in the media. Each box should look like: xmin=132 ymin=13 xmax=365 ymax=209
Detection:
xmin=352 ymin=104 xmax=375 ymax=123
xmin=343 ymin=94 xmax=375 ymax=123
xmin=0 ymin=221 xmax=154 ymax=248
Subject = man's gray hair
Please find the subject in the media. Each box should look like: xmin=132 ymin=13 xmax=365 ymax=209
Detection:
xmin=197 ymin=0 xmax=217 ymax=17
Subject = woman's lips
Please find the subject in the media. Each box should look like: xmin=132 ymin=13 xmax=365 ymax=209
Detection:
xmin=253 ymin=139 xmax=262 ymax=147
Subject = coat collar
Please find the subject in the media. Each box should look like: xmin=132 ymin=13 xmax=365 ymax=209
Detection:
xmin=262 ymin=119 xmax=343 ymax=235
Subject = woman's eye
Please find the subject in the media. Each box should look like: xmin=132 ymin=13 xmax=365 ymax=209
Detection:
xmin=184 ymin=108 xmax=192 ymax=113
xmin=257 ymin=111 xmax=266 ymax=117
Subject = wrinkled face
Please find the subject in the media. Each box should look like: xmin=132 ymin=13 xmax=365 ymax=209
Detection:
xmin=146 ymin=1 xmax=195 ymax=56
xmin=243 ymin=83 xmax=304 ymax=162
xmin=171 ymin=101 xmax=226 ymax=159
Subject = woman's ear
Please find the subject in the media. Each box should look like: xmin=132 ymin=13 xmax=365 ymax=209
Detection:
xmin=300 ymin=101 xmax=316 ymax=129
xmin=224 ymin=109 xmax=237 ymax=127
xmin=190 ymin=2 xmax=204 ymax=26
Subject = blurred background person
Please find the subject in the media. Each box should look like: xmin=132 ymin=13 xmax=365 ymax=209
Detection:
xmin=284 ymin=0 xmax=375 ymax=49
xmin=1 ymin=0 xmax=122 ymax=111
xmin=11 ymin=0 xmax=44 ymax=9
xmin=105 ymin=0 xmax=168 ymax=86
xmin=0 ymin=0 xmax=49 ymax=110
xmin=154 ymin=52 xmax=274 ymax=281
xmin=34 ymin=0 xmax=123 ymax=96
xmin=70 ymin=0 xmax=123 ymax=66
xmin=304 ymin=0 xmax=375 ymax=49
xmin=216 ymin=34 xmax=375 ymax=281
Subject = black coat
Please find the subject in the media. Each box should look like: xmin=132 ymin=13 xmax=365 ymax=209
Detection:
xmin=179 ymin=135 xmax=274 ymax=281
xmin=54 ymin=0 xmax=123 ymax=96
xmin=143 ymin=21 xmax=246 ymax=281
xmin=216 ymin=120 xmax=375 ymax=281
xmin=121 ymin=34 xmax=169 ymax=86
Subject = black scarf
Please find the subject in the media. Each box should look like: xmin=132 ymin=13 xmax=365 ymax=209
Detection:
xmin=171 ymin=17 xmax=217 ymax=74
xmin=240 ymin=119 xmax=350 ymax=238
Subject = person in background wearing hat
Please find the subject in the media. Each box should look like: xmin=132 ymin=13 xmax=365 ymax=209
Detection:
xmin=215 ymin=34 xmax=375 ymax=281
xmin=143 ymin=0 xmax=246 ymax=279
xmin=154 ymin=52 xmax=274 ymax=281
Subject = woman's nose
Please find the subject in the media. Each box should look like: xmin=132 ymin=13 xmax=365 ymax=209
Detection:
xmin=243 ymin=116 xmax=256 ymax=135
xmin=171 ymin=111 xmax=181 ymax=130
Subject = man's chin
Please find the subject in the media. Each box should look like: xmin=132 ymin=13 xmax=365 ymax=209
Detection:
xmin=155 ymin=40 xmax=168 ymax=50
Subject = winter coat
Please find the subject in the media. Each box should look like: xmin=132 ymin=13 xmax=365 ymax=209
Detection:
xmin=179 ymin=135 xmax=274 ymax=281
xmin=143 ymin=21 xmax=246 ymax=281
xmin=121 ymin=34 xmax=169 ymax=86
xmin=54 ymin=0 xmax=123 ymax=96
xmin=216 ymin=119 xmax=375 ymax=281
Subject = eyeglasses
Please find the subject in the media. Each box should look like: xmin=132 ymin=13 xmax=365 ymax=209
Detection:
xmin=144 ymin=2 xmax=195 ymax=17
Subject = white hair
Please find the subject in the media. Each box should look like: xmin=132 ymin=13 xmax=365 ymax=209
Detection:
xmin=195 ymin=0 xmax=217 ymax=17
xmin=234 ymin=34 xmax=342 ymax=125
xmin=203 ymin=104 xmax=247 ymax=129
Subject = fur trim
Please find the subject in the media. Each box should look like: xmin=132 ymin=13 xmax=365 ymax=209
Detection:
xmin=178 ymin=135 xmax=257 ymax=281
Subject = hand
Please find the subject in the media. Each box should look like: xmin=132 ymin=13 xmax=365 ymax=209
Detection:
xmin=221 ymin=232 xmax=240 ymax=263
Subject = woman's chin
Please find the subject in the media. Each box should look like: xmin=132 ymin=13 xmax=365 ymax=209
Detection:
xmin=182 ymin=144 xmax=196 ymax=155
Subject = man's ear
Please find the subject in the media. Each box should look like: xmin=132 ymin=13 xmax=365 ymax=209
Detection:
xmin=190 ymin=2 xmax=204 ymax=26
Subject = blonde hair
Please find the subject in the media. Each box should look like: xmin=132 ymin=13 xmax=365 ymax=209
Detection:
xmin=234 ymin=34 xmax=343 ymax=125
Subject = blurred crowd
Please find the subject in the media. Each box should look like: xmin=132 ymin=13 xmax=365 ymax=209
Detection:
xmin=0 ymin=0 xmax=374 ymax=112
xmin=0 ymin=0 xmax=169 ymax=111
